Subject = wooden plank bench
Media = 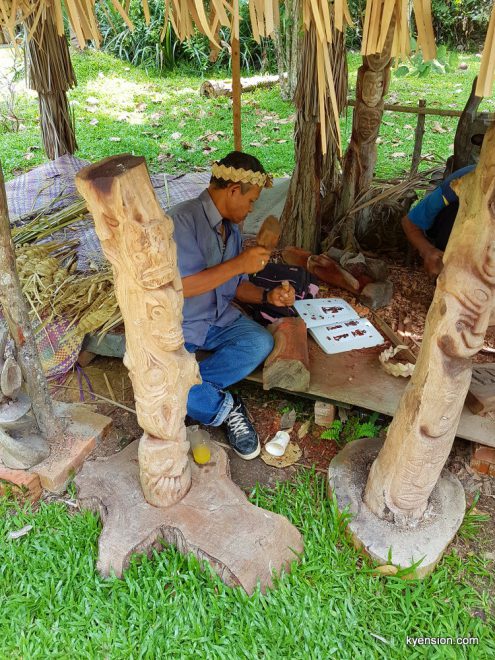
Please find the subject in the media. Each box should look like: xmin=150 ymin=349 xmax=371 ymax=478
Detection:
xmin=247 ymin=339 xmax=495 ymax=448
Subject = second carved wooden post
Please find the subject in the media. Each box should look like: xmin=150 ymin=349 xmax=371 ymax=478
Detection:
xmin=364 ymin=124 xmax=495 ymax=524
xmin=76 ymin=155 xmax=200 ymax=508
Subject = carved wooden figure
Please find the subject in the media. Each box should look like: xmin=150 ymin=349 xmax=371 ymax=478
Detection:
xmin=335 ymin=18 xmax=395 ymax=247
xmin=76 ymin=155 xmax=200 ymax=507
xmin=364 ymin=124 xmax=495 ymax=524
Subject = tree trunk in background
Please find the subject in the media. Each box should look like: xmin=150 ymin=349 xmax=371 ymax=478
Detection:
xmin=24 ymin=8 xmax=77 ymax=160
xmin=280 ymin=26 xmax=347 ymax=252
xmin=0 ymin=162 xmax=61 ymax=442
xmin=364 ymin=125 xmax=495 ymax=524
xmin=280 ymin=113 xmax=322 ymax=251
xmin=328 ymin=19 xmax=395 ymax=249
xmin=272 ymin=0 xmax=300 ymax=101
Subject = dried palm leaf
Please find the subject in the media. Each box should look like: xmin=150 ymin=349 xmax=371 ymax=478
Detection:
xmin=476 ymin=2 xmax=495 ymax=97
xmin=361 ymin=0 xmax=436 ymax=61
xmin=12 ymin=199 xmax=87 ymax=245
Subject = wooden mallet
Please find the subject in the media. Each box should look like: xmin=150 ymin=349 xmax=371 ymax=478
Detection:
xmin=256 ymin=215 xmax=281 ymax=250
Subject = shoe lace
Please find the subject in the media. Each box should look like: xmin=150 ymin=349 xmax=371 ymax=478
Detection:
xmin=226 ymin=406 xmax=250 ymax=437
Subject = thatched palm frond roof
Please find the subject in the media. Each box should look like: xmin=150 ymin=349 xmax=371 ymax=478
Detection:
xmin=1 ymin=1 xmax=494 ymax=150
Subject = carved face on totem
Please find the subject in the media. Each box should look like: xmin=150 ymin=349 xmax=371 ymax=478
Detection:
xmin=419 ymin=360 xmax=469 ymax=438
xmin=125 ymin=348 xmax=200 ymax=441
xmin=145 ymin=289 xmax=184 ymax=352
xmin=122 ymin=217 xmax=177 ymax=289
xmin=355 ymin=105 xmax=383 ymax=143
xmin=360 ymin=70 xmax=389 ymax=108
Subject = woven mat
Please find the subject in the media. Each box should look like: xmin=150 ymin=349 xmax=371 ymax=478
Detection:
xmin=5 ymin=155 xmax=90 ymax=223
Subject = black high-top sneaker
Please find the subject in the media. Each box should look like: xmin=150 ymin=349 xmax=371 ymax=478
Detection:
xmin=223 ymin=395 xmax=260 ymax=460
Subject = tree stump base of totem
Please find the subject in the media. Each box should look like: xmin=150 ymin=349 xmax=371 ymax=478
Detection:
xmin=75 ymin=439 xmax=303 ymax=594
xmin=328 ymin=438 xmax=465 ymax=578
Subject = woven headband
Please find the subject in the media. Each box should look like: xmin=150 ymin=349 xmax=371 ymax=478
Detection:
xmin=211 ymin=163 xmax=272 ymax=188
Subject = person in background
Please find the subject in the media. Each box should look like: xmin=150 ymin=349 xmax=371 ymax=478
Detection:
xmin=401 ymin=164 xmax=475 ymax=277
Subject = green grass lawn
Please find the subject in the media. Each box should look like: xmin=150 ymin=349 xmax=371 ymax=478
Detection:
xmin=1 ymin=472 xmax=494 ymax=658
xmin=1 ymin=48 xmax=494 ymax=181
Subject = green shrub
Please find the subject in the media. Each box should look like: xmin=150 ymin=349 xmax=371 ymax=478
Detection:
xmin=97 ymin=0 xmax=276 ymax=75
xmin=431 ymin=0 xmax=492 ymax=51
xmin=96 ymin=0 xmax=180 ymax=72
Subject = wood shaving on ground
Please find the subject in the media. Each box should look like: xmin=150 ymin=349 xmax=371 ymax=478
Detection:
xmin=260 ymin=441 xmax=302 ymax=468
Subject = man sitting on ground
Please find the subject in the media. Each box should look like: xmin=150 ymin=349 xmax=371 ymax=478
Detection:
xmin=169 ymin=151 xmax=295 ymax=460
xmin=401 ymin=164 xmax=475 ymax=277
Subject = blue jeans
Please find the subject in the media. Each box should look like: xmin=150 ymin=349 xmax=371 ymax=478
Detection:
xmin=185 ymin=315 xmax=274 ymax=426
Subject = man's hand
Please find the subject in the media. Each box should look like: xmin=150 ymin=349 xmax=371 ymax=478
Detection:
xmin=267 ymin=284 xmax=296 ymax=307
xmin=422 ymin=247 xmax=444 ymax=277
xmin=235 ymin=246 xmax=271 ymax=274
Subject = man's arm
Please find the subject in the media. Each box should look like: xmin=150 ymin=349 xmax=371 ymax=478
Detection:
xmin=401 ymin=215 xmax=444 ymax=276
xmin=182 ymin=246 xmax=271 ymax=298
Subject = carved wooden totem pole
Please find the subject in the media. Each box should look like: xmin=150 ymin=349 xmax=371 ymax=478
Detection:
xmin=364 ymin=123 xmax=495 ymax=524
xmin=335 ymin=19 xmax=395 ymax=247
xmin=76 ymin=156 xmax=200 ymax=507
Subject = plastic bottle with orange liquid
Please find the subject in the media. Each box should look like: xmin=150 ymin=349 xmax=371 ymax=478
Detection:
xmin=187 ymin=426 xmax=211 ymax=465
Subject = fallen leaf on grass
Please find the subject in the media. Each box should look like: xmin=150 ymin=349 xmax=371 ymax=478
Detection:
xmin=391 ymin=152 xmax=407 ymax=158
xmin=170 ymin=131 xmax=182 ymax=140
xmin=250 ymin=141 xmax=263 ymax=147
xmin=298 ymin=419 xmax=311 ymax=439
xmin=8 ymin=524 xmax=33 ymax=540
xmin=89 ymin=118 xmax=98 ymax=126
xmin=86 ymin=96 xmax=99 ymax=105
xmin=109 ymin=136 xmax=121 ymax=142
xmin=431 ymin=121 xmax=447 ymax=133
xmin=373 ymin=564 xmax=398 ymax=576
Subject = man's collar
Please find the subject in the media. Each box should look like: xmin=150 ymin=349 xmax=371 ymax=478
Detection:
xmin=199 ymin=189 xmax=223 ymax=230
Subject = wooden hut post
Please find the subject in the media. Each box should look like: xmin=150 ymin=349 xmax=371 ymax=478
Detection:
xmin=333 ymin=18 xmax=395 ymax=248
xmin=24 ymin=7 xmax=78 ymax=160
xmin=232 ymin=0 xmax=242 ymax=150
xmin=280 ymin=25 xmax=347 ymax=252
xmin=410 ymin=99 xmax=426 ymax=175
xmin=0 ymin=162 xmax=61 ymax=442
xmin=364 ymin=123 xmax=495 ymax=523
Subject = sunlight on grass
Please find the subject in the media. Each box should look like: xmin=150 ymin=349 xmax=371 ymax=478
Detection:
xmin=0 ymin=48 xmax=492 ymax=184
